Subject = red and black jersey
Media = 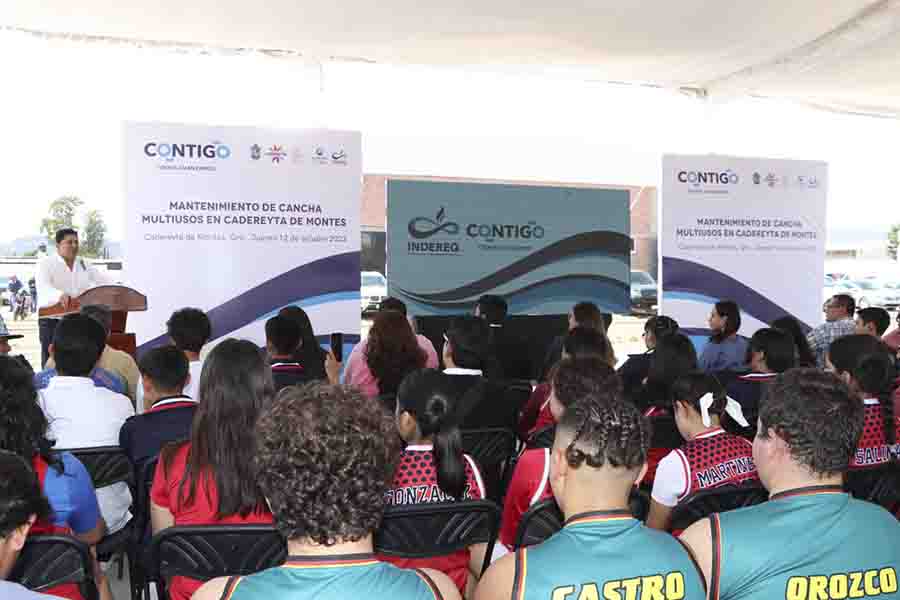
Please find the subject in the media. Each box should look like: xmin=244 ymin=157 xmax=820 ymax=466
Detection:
xmin=851 ymin=399 xmax=900 ymax=470
xmin=677 ymin=428 xmax=758 ymax=499
xmin=381 ymin=445 xmax=486 ymax=594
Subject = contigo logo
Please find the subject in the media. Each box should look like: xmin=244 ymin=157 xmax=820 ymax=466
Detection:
xmin=143 ymin=142 xmax=232 ymax=161
xmin=677 ymin=170 xmax=739 ymax=186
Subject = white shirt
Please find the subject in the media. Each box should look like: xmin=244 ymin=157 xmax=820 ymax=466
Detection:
xmin=38 ymin=376 xmax=135 ymax=532
xmin=135 ymin=358 xmax=204 ymax=415
xmin=36 ymin=253 xmax=109 ymax=310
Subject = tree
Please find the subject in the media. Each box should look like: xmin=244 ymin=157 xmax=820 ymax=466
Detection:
xmin=888 ymin=224 xmax=900 ymax=261
xmin=81 ymin=210 xmax=107 ymax=258
xmin=40 ymin=196 xmax=83 ymax=239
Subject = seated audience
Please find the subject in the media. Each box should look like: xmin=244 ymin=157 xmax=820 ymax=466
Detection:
xmin=278 ymin=305 xmax=327 ymax=380
xmin=265 ymin=315 xmax=312 ymax=390
xmin=381 ymin=369 xmax=486 ymax=595
xmin=0 ymin=451 xmax=60 ymax=599
xmin=151 ymin=339 xmax=275 ymax=600
xmin=541 ymin=301 xmax=611 ymax=378
xmin=36 ymin=314 xmax=133 ymax=534
xmin=442 ymin=316 xmax=509 ymax=429
xmin=476 ymin=389 xmax=705 ymax=600
xmin=647 ymin=372 xmax=756 ymax=531
xmin=725 ymin=327 xmax=796 ymax=431
xmin=193 ymin=383 xmax=460 ymax=600
xmin=0 ymin=356 xmax=108 ymax=600
xmin=119 ymin=346 xmax=196 ymax=466
xmin=882 ymin=310 xmax=900 ymax=352
xmin=45 ymin=305 xmax=140 ymax=403
xmin=519 ymin=327 xmax=616 ymax=440
xmin=500 ymin=357 xmax=617 ymax=551
xmin=771 ymin=316 xmax=817 ymax=368
xmin=634 ymin=333 xmax=699 ymax=482
xmin=806 ymin=293 xmax=856 ymax=368
xmin=343 ymin=305 xmax=434 ymax=398
xmin=680 ymin=369 xmax=900 ymax=597
xmin=827 ymin=335 xmax=899 ymax=470
xmin=855 ymin=306 xmax=892 ymax=338
xmin=618 ymin=315 xmax=679 ymax=398
xmin=475 ymin=294 xmax=532 ymax=380
xmin=166 ymin=307 xmax=212 ymax=400
xmin=699 ymin=300 xmax=748 ymax=372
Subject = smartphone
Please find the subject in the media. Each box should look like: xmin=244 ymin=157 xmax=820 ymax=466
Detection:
xmin=330 ymin=332 xmax=344 ymax=362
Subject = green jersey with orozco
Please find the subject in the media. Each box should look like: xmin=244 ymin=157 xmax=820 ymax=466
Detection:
xmin=709 ymin=485 xmax=900 ymax=600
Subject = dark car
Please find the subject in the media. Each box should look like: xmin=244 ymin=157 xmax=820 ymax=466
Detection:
xmin=630 ymin=270 xmax=658 ymax=310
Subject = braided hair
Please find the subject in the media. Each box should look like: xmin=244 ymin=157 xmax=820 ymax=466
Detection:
xmin=558 ymin=390 xmax=649 ymax=470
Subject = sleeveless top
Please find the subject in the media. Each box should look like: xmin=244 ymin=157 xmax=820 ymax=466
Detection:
xmin=510 ymin=510 xmax=706 ymax=600
xmin=221 ymin=554 xmax=442 ymax=600
xmin=711 ymin=486 xmax=900 ymax=600
xmin=851 ymin=399 xmax=900 ymax=470
xmin=677 ymin=429 xmax=757 ymax=500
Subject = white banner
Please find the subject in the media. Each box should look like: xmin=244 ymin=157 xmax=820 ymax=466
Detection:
xmin=124 ymin=122 xmax=361 ymax=351
xmin=661 ymin=154 xmax=827 ymax=345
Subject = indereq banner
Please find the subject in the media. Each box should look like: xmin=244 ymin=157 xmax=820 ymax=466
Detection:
xmin=661 ymin=154 xmax=827 ymax=347
xmin=386 ymin=180 xmax=631 ymax=315
xmin=124 ymin=122 xmax=361 ymax=351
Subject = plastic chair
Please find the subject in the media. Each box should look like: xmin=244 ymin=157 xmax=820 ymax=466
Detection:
xmin=525 ymin=425 xmax=555 ymax=450
xmin=376 ymin=500 xmax=501 ymax=576
xmin=10 ymin=535 xmax=99 ymax=600
xmin=845 ymin=464 xmax=900 ymax=509
xmin=63 ymin=446 xmax=138 ymax=598
xmin=146 ymin=525 xmax=287 ymax=599
xmin=512 ymin=498 xmax=563 ymax=549
xmin=130 ymin=456 xmax=160 ymax=600
xmin=670 ymin=481 xmax=768 ymax=531
xmin=460 ymin=428 xmax=517 ymax=502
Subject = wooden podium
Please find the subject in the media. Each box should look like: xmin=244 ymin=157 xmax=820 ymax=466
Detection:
xmin=38 ymin=286 xmax=148 ymax=358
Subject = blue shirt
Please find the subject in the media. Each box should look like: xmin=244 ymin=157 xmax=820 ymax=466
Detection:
xmin=34 ymin=367 xmax=127 ymax=396
xmin=698 ymin=336 xmax=749 ymax=372
xmin=42 ymin=452 xmax=101 ymax=535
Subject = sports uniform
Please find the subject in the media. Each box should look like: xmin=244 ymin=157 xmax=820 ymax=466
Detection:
xmin=709 ymin=486 xmax=900 ymax=600
xmin=499 ymin=448 xmax=553 ymax=550
xmin=652 ymin=428 xmax=758 ymax=510
xmin=219 ymin=554 xmax=444 ymax=600
xmin=380 ymin=444 xmax=486 ymax=593
xmin=509 ymin=510 xmax=706 ymax=600
xmin=851 ymin=398 xmax=900 ymax=469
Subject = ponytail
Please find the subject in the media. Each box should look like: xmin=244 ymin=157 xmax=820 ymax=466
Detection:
xmin=397 ymin=368 xmax=468 ymax=499
xmin=831 ymin=336 xmax=898 ymax=447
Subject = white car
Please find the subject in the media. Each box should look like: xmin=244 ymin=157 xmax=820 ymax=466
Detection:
xmin=361 ymin=271 xmax=387 ymax=314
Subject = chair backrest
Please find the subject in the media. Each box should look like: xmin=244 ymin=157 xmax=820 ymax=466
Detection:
xmin=503 ymin=380 xmax=534 ymax=414
xmin=63 ymin=446 xmax=133 ymax=488
xmin=133 ymin=456 xmax=160 ymax=543
xmin=460 ymin=428 xmax=517 ymax=500
xmin=525 ymin=425 xmax=555 ymax=450
xmin=375 ymin=500 xmax=501 ymax=576
xmin=670 ymin=482 xmax=768 ymax=531
xmin=10 ymin=535 xmax=99 ymax=600
xmin=147 ymin=525 xmax=287 ymax=597
xmin=513 ymin=498 xmax=563 ymax=549
xmin=845 ymin=464 xmax=900 ymax=508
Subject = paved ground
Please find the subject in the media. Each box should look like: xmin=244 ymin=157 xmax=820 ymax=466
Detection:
xmin=4 ymin=307 xmax=40 ymax=369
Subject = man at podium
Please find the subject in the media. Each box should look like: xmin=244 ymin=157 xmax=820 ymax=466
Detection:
xmin=36 ymin=228 xmax=112 ymax=367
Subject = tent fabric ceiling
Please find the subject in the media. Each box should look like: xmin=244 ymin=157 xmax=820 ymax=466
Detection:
xmin=6 ymin=0 xmax=900 ymax=116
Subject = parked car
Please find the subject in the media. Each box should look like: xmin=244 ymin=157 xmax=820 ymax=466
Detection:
xmin=858 ymin=280 xmax=900 ymax=310
xmin=361 ymin=271 xmax=387 ymax=315
xmin=630 ymin=270 xmax=658 ymax=310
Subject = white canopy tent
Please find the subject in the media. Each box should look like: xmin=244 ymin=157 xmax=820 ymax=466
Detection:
xmin=5 ymin=0 xmax=900 ymax=117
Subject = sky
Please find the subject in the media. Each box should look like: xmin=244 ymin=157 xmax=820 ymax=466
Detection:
xmin=1 ymin=30 xmax=898 ymax=244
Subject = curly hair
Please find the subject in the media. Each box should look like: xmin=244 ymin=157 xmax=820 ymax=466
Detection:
xmin=759 ymin=369 xmax=864 ymax=476
xmin=365 ymin=310 xmax=426 ymax=395
xmin=551 ymin=356 xmax=619 ymax=410
xmin=255 ymin=383 xmax=402 ymax=545
xmin=0 ymin=356 xmax=60 ymax=472
xmin=557 ymin=387 xmax=649 ymax=470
